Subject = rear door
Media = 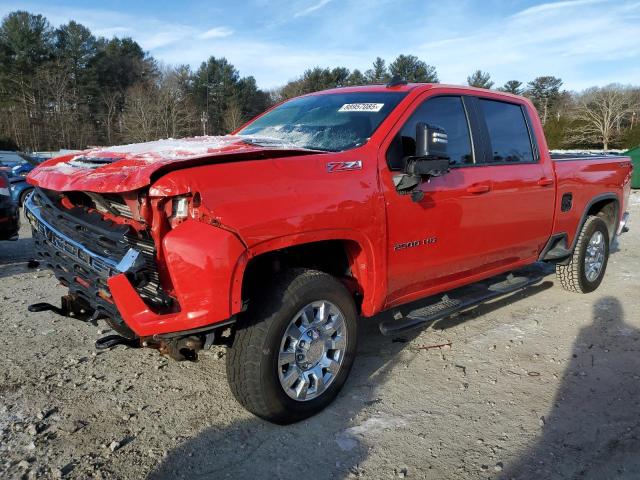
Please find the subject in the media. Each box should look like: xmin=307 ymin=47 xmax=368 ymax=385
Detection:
xmin=468 ymin=96 xmax=555 ymax=268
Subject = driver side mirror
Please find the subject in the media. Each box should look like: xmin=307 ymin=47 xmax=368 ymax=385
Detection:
xmin=394 ymin=123 xmax=451 ymax=202
xmin=416 ymin=122 xmax=448 ymax=158
xmin=405 ymin=122 xmax=450 ymax=176
xmin=405 ymin=122 xmax=449 ymax=177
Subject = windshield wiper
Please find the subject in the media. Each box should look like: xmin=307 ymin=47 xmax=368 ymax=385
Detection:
xmin=237 ymin=135 xmax=328 ymax=152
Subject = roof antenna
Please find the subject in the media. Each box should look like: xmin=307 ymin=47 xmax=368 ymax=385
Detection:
xmin=386 ymin=76 xmax=408 ymax=88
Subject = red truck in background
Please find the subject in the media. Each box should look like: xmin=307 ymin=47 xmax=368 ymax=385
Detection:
xmin=25 ymin=81 xmax=632 ymax=423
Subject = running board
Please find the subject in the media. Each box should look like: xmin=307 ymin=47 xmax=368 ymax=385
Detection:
xmin=379 ymin=273 xmax=544 ymax=336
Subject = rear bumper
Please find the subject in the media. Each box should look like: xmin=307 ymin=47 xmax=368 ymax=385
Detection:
xmin=617 ymin=211 xmax=630 ymax=236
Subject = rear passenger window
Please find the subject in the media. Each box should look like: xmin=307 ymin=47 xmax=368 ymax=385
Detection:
xmin=387 ymin=96 xmax=473 ymax=170
xmin=479 ymin=99 xmax=534 ymax=163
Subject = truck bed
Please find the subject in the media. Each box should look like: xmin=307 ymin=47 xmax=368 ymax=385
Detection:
xmin=551 ymin=154 xmax=632 ymax=249
xmin=550 ymin=153 xmax=628 ymax=161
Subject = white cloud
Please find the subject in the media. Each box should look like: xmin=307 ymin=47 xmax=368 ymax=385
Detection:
xmin=1 ymin=0 xmax=639 ymax=91
xmin=294 ymin=0 xmax=332 ymax=18
xmin=92 ymin=26 xmax=131 ymax=37
xmin=513 ymin=0 xmax=609 ymax=18
xmin=414 ymin=0 xmax=640 ymax=91
xmin=199 ymin=27 xmax=234 ymax=39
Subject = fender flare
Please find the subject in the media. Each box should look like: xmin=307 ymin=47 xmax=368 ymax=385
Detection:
xmin=540 ymin=192 xmax=620 ymax=262
xmin=229 ymin=229 xmax=385 ymax=317
xmin=570 ymin=192 xmax=620 ymax=249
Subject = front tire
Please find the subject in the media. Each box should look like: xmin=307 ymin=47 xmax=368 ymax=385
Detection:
xmin=556 ymin=216 xmax=609 ymax=293
xmin=226 ymin=269 xmax=358 ymax=424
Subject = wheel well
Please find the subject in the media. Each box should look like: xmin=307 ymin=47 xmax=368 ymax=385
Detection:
xmin=19 ymin=187 xmax=34 ymax=206
xmin=241 ymin=240 xmax=363 ymax=311
xmin=587 ymin=198 xmax=618 ymax=241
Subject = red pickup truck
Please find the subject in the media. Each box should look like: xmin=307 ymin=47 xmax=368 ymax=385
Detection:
xmin=25 ymin=82 xmax=632 ymax=423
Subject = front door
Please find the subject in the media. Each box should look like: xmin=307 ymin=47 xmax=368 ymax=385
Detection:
xmin=380 ymin=93 xmax=554 ymax=307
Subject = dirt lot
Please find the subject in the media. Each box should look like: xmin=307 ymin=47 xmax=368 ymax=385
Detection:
xmin=1 ymin=191 xmax=639 ymax=480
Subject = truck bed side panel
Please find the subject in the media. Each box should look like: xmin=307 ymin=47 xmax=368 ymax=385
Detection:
xmin=552 ymin=156 xmax=632 ymax=247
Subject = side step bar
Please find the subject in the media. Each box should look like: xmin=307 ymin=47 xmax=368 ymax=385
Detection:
xmin=379 ymin=272 xmax=544 ymax=336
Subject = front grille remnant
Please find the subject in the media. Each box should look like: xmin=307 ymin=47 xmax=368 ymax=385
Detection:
xmin=26 ymin=188 xmax=172 ymax=337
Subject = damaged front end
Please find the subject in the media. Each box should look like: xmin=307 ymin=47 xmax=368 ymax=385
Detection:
xmin=24 ymin=187 xmax=239 ymax=361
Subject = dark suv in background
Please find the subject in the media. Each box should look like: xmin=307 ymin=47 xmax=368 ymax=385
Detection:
xmin=0 ymin=170 xmax=19 ymax=240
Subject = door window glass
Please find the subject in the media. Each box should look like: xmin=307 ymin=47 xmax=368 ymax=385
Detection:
xmin=479 ymin=99 xmax=534 ymax=163
xmin=387 ymin=96 xmax=474 ymax=170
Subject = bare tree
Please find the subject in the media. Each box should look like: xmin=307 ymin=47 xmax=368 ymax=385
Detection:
xmin=156 ymin=67 xmax=198 ymax=138
xmin=570 ymin=85 xmax=637 ymax=150
xmin=120 ymin=67 xmax=199 ymax=143
xmin=121 ymin=84 xmax=157 ymax=142
xmin=101 ymin=90 xmax=121 ymax=145
xmin=223 ymin=97 xmax=244 ymax=133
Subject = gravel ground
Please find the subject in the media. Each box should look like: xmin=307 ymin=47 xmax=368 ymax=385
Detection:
xmin=1 ymin=191 xmax=639 ymax=480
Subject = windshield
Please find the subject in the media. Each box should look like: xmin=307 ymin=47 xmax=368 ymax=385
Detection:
xmin=237 ymin=91 xmax=406 ymax=152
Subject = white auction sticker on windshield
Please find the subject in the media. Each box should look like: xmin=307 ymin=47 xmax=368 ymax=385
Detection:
xmin=338 ymin=103 xmax=384 ymax=112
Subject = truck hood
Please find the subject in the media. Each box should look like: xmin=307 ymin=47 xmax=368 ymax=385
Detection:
xmin=27 ymin=136 xmax=320 ymax=193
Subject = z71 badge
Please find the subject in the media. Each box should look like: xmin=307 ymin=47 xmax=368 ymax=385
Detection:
xmin=326 ymin=160 xmax=362 ymax=173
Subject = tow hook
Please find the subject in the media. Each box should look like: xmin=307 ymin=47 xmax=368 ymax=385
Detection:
xmin=28 ymin=302 xmax=68 ymax=316
xmin=95 ymin=335 xmax=140 ymax=350
xmin=28 ymin=294 xmax=95 ymax=322
xmin=142 ymin=336 xmax=204 ymax=362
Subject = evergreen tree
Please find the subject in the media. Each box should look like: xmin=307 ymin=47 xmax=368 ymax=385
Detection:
xmin=388 ymin=54 xmax=438 ymax=83
xmin=500 ymin=80 xmax=524 ymax=95
xmin=365 ymin=57 xmax=389 ymax=83
xmin=525 ymin=76 xmax=563 ymax=125
xmin=467 ymin=70 xmax=494 ymax=89
xmin=347 ymin=69 xmax=366 ymax=86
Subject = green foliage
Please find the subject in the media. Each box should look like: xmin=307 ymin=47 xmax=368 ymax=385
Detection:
xmin=279 ymin=66 xmax=358 ymax=99
xmin=526 ymin=76 xmax=563 ymax=102
xmin=622 ymin=124 xmax=640 ymax=150
xmin=365 ymin=57 xmax=388 ymax=84
xmin=543 ymin=116 xmax=570 ymax=149
xmin=388 ymin=54 xmax=438 ymax=83
xmin=0 ymin=10 xmax=637 ymax=152
xmin=525 ymin=76 xmax=563 ymax=125
xmin=0 ymin=10 xmax=270 ymax=148
xmin=347 ymin=69 xmax=366 ymax=86
xmin=467 ymin=70 xmax=493 ymax=89
xmin=499 ymin=80 xmax=523 ymax=95
xmin=0 ymin=11 xmax=53 ymax=76
xmin=276 ymin=54 xmax=438 ymax=101
xmin=0 ymin=136 xmax=18 ymax=150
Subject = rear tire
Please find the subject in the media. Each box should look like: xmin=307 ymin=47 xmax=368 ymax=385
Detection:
xmin=226 ymin=269 xmax=358 ymax=424
xmin=556 ymin=216 xmax=609 ymax=293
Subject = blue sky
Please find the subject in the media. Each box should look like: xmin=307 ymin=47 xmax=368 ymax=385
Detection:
xmin=2 ymin=0 xmax=640 ymax=91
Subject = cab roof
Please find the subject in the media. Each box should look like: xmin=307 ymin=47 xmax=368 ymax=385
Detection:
xmin=312 ymin=83 xmax=526 ymax=102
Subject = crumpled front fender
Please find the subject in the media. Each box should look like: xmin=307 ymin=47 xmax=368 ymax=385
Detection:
xmin=108 ymin=219 xmax=247 ymax=336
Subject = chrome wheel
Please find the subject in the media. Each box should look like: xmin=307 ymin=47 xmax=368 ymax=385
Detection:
xmin=584 ymin=230 xmax=606 ymax=282
xmin=278 ymin=300 xmax=347 ymax=402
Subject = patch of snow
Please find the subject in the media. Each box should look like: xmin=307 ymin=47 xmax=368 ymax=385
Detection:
xmin=335 ymin=414 xmax=407 ymax=451
xmin=88 ymin=135 xmax=244 ymax=162
xmin=551 ymin=149 xmax=626 ymax=155
xmin=38 ymin=162 xmax=81 ymax=175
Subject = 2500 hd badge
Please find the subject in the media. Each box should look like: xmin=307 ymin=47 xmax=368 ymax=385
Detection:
xmin=394 ymin=236 xmax=438 ymax=251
